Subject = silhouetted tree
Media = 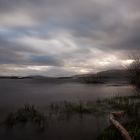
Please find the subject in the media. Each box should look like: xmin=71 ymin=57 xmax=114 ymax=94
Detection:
xmin=127 ymin=56 xmax=140 ymax=88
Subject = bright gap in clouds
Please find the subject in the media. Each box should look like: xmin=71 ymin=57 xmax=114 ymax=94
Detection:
xmin=0 ymin=0 xmax=139 ymax=76
xmin=0 ymin=32 xmax=135 ymax=77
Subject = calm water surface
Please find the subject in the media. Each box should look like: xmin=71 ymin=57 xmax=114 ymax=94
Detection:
xmin=0 ymin=79 xmax=136 ymax=140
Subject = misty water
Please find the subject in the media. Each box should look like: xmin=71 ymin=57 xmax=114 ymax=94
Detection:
xmin=0 ymin=79 xmax=136 ymax=140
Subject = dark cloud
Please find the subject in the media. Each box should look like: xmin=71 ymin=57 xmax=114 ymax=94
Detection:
xmin=30 ymin=55 xmax=63 ymax=66
xmin=0 ymin=36 xmax=63 ymax=66
xmin=0 ymin=0 xmax=140 ymax=76
xmin=0 ymin=37 xmax=33 ymax=64
xmin=109 ymin=24 xmax=140 ymax=51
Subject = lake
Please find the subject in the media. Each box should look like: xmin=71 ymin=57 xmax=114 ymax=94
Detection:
xmin=0 ymin=79 xmax=137 ymax=140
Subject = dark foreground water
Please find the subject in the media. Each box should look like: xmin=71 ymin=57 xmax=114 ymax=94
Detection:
xmin=0 ymin=79 xmax=136 ymax=140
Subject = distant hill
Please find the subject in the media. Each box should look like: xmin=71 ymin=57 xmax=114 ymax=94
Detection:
xmin=0 ymin=69 xmax=130 ymax=84
xmin=97 ymin=69 xmax=129 ymax=79
xmin=72 ymin=69 xmax=129 ymax=78
xmin=72 ymin=69 xmax=130 ymax=83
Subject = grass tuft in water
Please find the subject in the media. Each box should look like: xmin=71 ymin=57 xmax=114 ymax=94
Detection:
xmin=49 ymin=101 xmax=107 ymax=117
xmin=104 ymin=95 xmax=140 ymax=118
xmin=4 ymin=105 xmax=45 ymax=130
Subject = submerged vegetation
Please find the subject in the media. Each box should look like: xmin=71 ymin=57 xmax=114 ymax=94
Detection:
xmin=5 ymin=95 xmax=140 ymax=119
xmin=3 ymin=95 xmax=140 ymax=139
xmin=4 ymin=95 xmax=140 ymax=122
xmin=105 ymin=95 xmax=140 ymax=118
xmin=4 ymin=105 xmax=45 ymax=130
xmin=48 ymin=100 xmax=108 ymax=117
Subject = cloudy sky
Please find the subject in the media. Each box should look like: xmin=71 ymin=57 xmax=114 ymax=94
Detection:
xmin=0 ymin=0 xmax=140 ymax=76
